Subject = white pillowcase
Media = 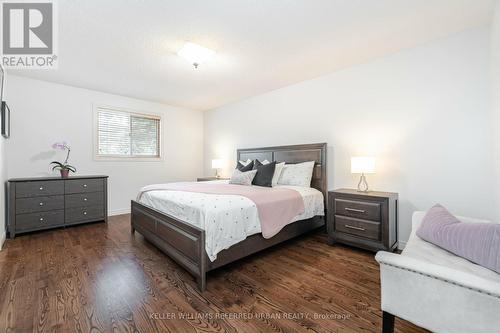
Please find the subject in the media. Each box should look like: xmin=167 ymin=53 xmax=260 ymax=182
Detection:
xmin=260 ymin=160 xmax=285 ymax=187
xmin=238 ymin=159 xmax=252 ymax=166
xmin=277 ymin=161 xmax=315 ymax=187
xmin=229 ymin=169 xmax=257 ymax=186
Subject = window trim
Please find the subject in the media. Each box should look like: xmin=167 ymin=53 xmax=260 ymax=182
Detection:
xmin=93 ymin=104 xmax=163 ymax=162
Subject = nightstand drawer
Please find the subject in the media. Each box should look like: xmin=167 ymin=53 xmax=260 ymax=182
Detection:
xmin=65 ymin=205 xmax=104 ymax=224
xmin=335 ymin=215 xmax=380 ymax=241
xmin=16 ymin=210 xmax=64 ymax=231
xmin=16 ymin=195 xmax=64 ymax=214
xmin=335 ymin=198 xmax=381 ymax=221
xmin=65 ymin=179 xmax=104 ymax=194
xmin=65 ymin=192 xmax=104 ymax=208
xmin=16 ymin=180 xmax=64 ymax=198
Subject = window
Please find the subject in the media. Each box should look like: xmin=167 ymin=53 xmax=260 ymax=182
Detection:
xmin=95 ymin=106 xmax=161 ymax=159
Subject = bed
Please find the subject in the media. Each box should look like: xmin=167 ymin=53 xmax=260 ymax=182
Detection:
xmin=131 ymin=143 xmax=327 ymax=291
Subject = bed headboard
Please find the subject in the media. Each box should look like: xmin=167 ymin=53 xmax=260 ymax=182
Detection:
xmin=237 ymin=143 xmax=328 ymax=204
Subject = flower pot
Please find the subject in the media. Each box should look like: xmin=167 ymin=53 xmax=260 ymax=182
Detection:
xmin=60 ymin=169 xmax=69 ymax=179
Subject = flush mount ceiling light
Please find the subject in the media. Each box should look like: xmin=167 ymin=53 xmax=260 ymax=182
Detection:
xmin=177 ymin=42 xmax=216 ymax=69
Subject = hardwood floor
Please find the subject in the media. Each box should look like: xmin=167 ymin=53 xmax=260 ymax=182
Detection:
xmin=0 ymin=215 xmax=428 ymax=333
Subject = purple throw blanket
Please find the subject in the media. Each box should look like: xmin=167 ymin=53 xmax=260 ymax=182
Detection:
xmin=417 ymin=204 xmax=500 ymax=274
xmin=138 ymin=182 xmax=305 ymax=238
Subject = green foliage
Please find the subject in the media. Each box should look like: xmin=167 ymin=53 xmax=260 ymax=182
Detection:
xmin=50 ymin=161 xmax=76 ymax=173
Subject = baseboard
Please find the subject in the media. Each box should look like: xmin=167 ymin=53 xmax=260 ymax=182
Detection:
xmin=108 ymin=208 xmax=131 ymax=216
xmin=0 ymin=231 xmax=5 ymax=251
xmin=397 ymin=240 xmax=407 ymax=250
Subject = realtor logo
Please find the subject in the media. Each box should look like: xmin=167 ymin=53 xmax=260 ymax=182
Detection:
xmin=1 ymin=1 xmax=57 ymax=68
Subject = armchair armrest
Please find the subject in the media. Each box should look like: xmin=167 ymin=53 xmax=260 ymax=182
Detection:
xmin=375 ymin=251 xmax=500 ymax=298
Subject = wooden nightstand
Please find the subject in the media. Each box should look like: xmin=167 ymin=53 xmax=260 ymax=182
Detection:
xmin=197 ymin=177 xmax=229 ymax=182
xmin=327 ymin=189 xmax=398 ymax=252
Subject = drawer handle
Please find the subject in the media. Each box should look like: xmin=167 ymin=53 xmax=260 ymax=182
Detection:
xmin=83 ymin=198 xmax=88 ymax=202
xmin=83 ymin=184 xmax=88 ymax=188
xmin=345 ymin=207 xmax=365 ymax=213
xmin=83 ymin=211 xmax=88 ymax=215
xmin=39 ymin=187 xmax=44 ymax=191
xmin=345 ymin=224 xmax=366 ymax=231
xmin=39 ymin=217 xmax=44 ymax=222
xmin=39 ymin=202 xmax=44 ymax=206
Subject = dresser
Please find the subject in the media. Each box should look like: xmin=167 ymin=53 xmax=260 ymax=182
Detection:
xmin=327 ymin=189 xmax=398 ymax=252
xmin=7 ymin=175 xmax=108 ymax=238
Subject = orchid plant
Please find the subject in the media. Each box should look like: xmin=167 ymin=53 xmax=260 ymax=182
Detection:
xmin=50 ymin=142 xmax=76 ymax=175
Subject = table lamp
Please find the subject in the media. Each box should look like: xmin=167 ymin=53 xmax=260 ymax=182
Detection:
xmin=351 ymin=157 xmax=375 ymax=192
xmin=211 ymin=159 xmax=225 ymax=178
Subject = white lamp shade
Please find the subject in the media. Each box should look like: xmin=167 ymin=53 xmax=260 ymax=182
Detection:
xmin=351 ymin=157 xmax=375 ymax=174
xmin=211 ymin=159 xmax=225 ymax=169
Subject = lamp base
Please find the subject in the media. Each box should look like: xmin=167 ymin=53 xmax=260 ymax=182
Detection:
xmin=357 ymin=174 xmax=369 ymax=192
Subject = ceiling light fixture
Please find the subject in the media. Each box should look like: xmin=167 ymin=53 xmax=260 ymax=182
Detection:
xmin=177 ymin=42 xmax=216 ymax=69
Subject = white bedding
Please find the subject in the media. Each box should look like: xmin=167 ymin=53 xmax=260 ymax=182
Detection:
xmin=138 ymin=180 xmax=324 ymax=261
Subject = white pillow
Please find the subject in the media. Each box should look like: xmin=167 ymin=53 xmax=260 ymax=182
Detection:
xmin=238 ymin=159 xmax=252 ymax=166
xmin=260 ymin=160 xmax=285 ymax=187
xmin=277 ymin=161 xmax=315 ymax=187
xmin=272 ymin=162 xmax=285 ymax=187
xmin=229 ymin=169 xmax=257 ymax=186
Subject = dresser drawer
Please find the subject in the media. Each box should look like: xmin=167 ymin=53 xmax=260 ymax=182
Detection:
xmin=16 ymin=195 xmax=64 ymax=214
xmin=16 ymin=210 xmax=64 ymax=231
xmin=65 ymin=205 xmax=104 ymax=224
xmin=335 ymin=198 xmax=381 ymax=221
xmin=16 ymin=180 xmax=64 ymax=198
xmin=65 ymin=179 xmax=104 ymax=194
xmin=335 ymin=215 xmax=380 ymax=241
xmin=65 ymin=192 xmax=104 ymax=208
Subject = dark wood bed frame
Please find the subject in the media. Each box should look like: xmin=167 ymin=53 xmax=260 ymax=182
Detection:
xmin=131 ymin=143 xmax=327 ymax=291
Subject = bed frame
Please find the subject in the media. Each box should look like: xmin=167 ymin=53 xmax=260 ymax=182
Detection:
xmin=131 ymin=143 xmax=327 ymax=291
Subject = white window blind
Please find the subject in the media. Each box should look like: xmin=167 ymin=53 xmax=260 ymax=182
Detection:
xmin=96 ymin=107 xmax=161 ymax=158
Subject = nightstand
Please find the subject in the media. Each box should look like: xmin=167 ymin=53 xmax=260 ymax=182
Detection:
xmin=327 ymin=189 xmax=398 ymax=252
xmin=197 ymin=177 xmax=229 ymax=182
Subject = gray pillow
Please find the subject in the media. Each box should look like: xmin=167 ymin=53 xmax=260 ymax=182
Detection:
xmin=229 ymin=169 xmax=257 ymax=186
xmin=252 ymin=160 xmax=276 ymax=187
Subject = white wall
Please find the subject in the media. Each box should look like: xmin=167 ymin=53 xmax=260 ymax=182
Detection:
xmin=5 ymin=76 xmax=204 ymax=215
xmin=204 ymin=26 xmax=494 ymax=245
xmin=492 ymin=0 xmax=500 ymax=221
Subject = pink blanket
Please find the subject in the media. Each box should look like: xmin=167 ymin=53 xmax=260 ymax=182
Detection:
xmin=138 ymin=182 xmax=305 ymax=238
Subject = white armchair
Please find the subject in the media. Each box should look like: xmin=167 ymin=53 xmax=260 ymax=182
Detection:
xmin=375 ymin=212 xmax=500 ymax=333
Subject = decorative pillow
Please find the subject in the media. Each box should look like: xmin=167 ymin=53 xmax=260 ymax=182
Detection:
xmin=417 ymin=204 xmax=500 ymax=274
xmin=236 ymin=160 xmax=254 ymax=172
xmin=229 ymin=169 xmax=257 ymax=186
xmin=272 ymin=162 xmax=285 ymax=187
xmin=277 ymin=161 xmax=315 ymax=187
xmin=252 ymin=160 xmax=276 ymax=187
xmin=239 ymin=159 xmax=252 ymax=166
xmin=261 ymin=160 xmax=285 ymax=187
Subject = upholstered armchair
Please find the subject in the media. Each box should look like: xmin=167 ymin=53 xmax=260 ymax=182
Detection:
xmin=375 ymin=211 xmax=500 ymax=333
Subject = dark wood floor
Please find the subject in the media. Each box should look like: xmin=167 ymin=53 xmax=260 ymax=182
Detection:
xmin=0 ymin=215 xmax=427 ymax=333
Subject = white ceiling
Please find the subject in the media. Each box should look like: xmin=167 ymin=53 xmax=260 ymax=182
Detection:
xmin=9 ymin=0 xmax=494 ymax=110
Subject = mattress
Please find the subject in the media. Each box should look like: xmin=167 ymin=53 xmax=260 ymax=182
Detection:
xmin=138 ymin=180 xmax=324 ymax=261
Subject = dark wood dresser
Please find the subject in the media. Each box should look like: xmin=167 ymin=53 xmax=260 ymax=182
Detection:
xmin=328 ymin=189 xmax=398 ymax=252
xmin=7 ymin=175 xmax=108 ymax=238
